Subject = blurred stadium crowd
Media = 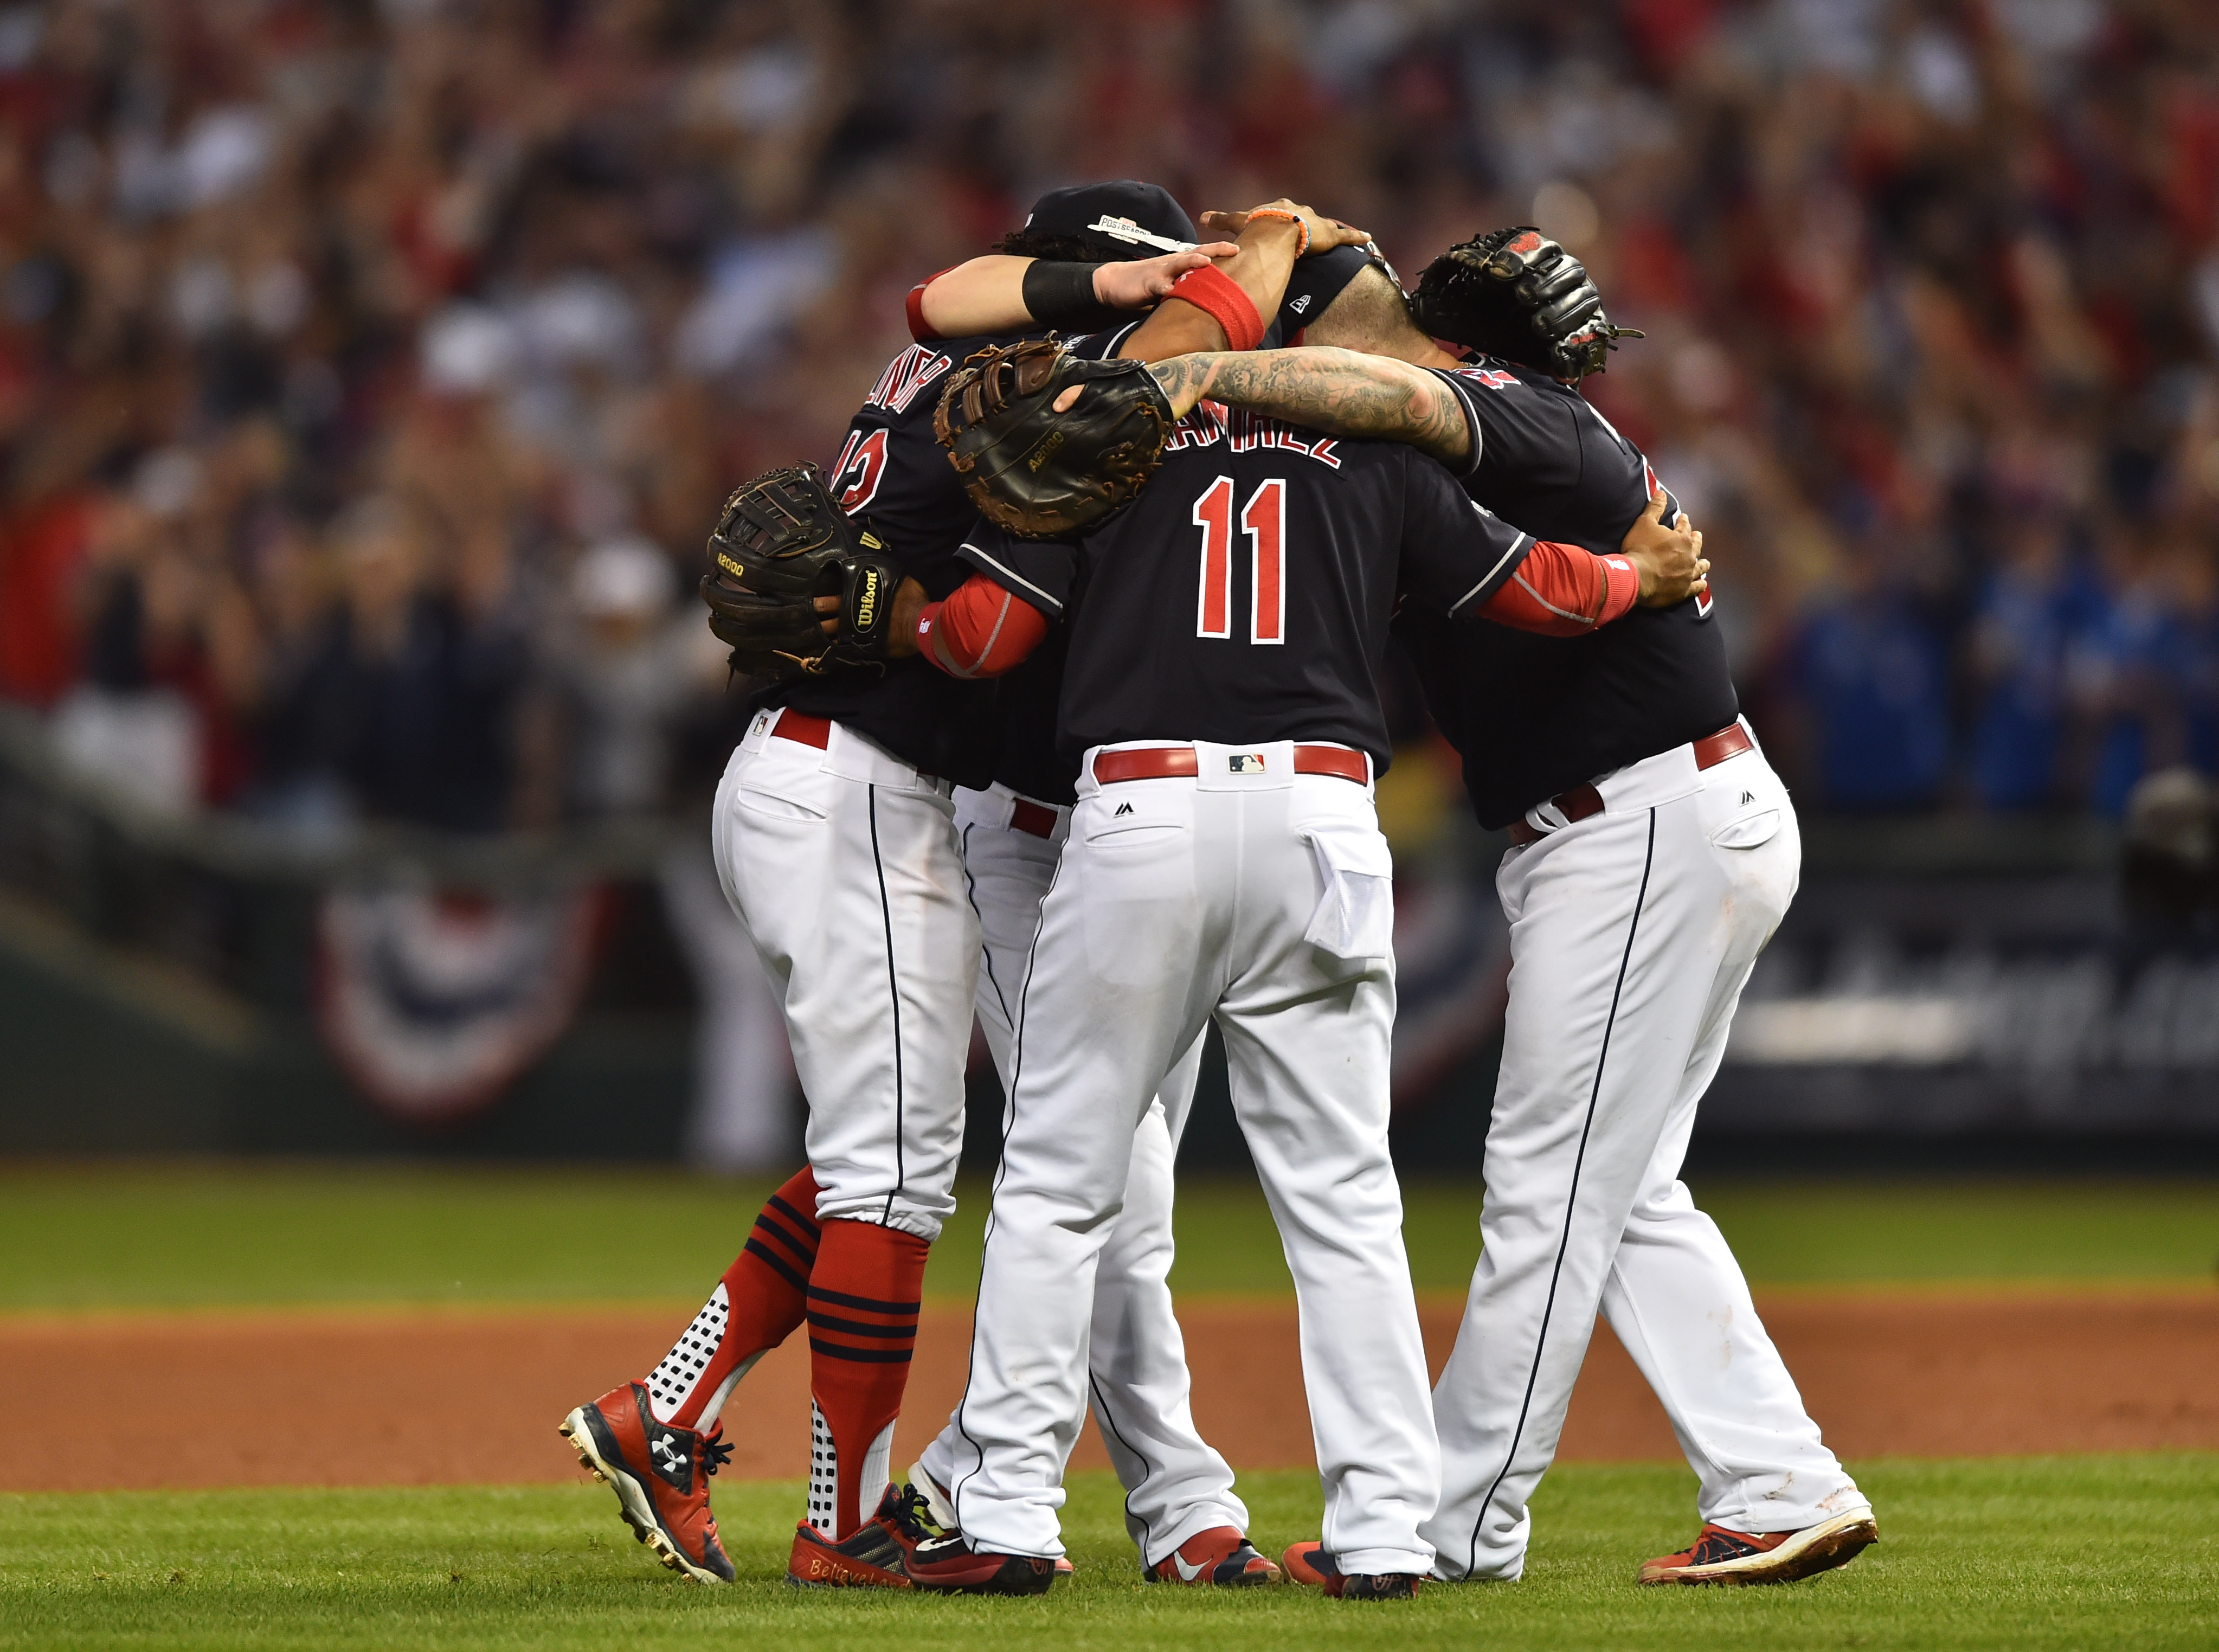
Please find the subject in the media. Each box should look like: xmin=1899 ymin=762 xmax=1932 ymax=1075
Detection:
xmin=0 ymin=0 xmax=2216 ymax=834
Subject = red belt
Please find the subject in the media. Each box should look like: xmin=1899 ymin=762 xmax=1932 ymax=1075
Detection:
xmin=771 ymin=710 xmax=833 ymax=749
xmin=1091 ymin=744 xmax=1370 ymax=787
xmin=1009 ymin=798 xmax=1060 ymax=839
xmin=1508 ymin=722 xmax=1752 ymax=846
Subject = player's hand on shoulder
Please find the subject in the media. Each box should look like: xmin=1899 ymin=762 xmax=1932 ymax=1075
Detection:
xmin=1619 ymin=486 xmax=1708 ymax=608
xmin=1199 ymin=199 xmax=1371 ymax=255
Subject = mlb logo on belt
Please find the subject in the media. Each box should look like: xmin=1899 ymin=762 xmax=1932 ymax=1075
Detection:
xmin=750 ymin=711 xmax=773 ymax=740
xmin=1227 ymin=753 xmax=1268 ymax=774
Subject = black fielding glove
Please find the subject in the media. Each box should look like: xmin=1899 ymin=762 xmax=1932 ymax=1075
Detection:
xmin=700 ymin=464 xmax=905 ymax=682
xmin=1410 ymin=226 xmax=1644 ymax=380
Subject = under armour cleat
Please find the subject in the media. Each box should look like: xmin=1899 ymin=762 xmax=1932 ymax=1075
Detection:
xmin=1281 ymin=1541 xmax=1422 ymax=1599
xmin=905 ymin=1532 xmax=1061 ymax=1595
xmin=786 ymin=1482 xmax=947 ymax=1589
xmin=559 ymin=1381 xmax=735 ymax=1583
xmin=1145 ymin=1525 xmax=1281 ymax=1585
xmin=1637 ymin=1509 xmax=1879 ymax=1586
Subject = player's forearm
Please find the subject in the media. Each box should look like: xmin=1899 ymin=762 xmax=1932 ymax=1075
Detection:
xmin=914 ymin=256 xmax=1038 ymax=339
xmin=1148 ymin=348 xmax=1475 ymax=467
xmin=1117 ymin=217 xmax=1304 ymax=362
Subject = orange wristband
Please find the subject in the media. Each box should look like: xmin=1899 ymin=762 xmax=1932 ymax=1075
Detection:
xmin=1244 ymin=207 xmax=1310 ymax=258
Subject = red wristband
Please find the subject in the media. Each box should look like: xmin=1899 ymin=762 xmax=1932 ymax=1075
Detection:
xmin=1167 ymin=263 xmax=1265 ymax=352
xmin=905 ymin=266 xmax=959 ymax=342
xmin=1597 ymin=552 xmax=1640 ymax=624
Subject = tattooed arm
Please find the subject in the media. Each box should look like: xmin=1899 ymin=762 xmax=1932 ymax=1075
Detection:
xmin=1147 ymin=348 xmax=1475 ymax=468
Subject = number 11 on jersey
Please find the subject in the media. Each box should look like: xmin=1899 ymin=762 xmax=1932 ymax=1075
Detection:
xmin=1192 ymin=476 xmax=1285 ymax=645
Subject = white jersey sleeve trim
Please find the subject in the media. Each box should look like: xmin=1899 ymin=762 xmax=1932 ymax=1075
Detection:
xmin=1448 ymin=531 xmax=1532 ymax=616
xmin=960 ymin=541 xmax=1065 ymax=615
xmin=1426 ymin=369 xmax=1487 ymax=475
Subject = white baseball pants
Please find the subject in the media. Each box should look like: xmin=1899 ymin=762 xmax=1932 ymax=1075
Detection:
xmin=949 ymin=743 xmax=1438 ymax=1575
xmin=1423 ymin=729 xmax=1868 ymax=1580
xmin=915 ymin=783 xmax=1245 ymax=1565
xmin=709 ymin=708 xmax=975 ymax=1240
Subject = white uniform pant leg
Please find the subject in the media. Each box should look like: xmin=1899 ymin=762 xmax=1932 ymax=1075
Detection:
xmin=710 ymin=723 xmax=974 ymax=1240
xmin=1422 ymin=751 xmax=1804 ymax=1579
xmin=1596 ymin=787 xmax=1868 ymax=1534
xmin=1086 ymin=1034 xmax=1251 ymax=1565
xmin=927 ymin=793 xmax=1241 ymax=1562
xmin=948 ymin=782 xmax=1216 ymax=1557
xmin=1209 ymin=773 xmax=1436 ymax=1578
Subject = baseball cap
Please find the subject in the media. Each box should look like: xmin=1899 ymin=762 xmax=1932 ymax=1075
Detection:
xmin=1263 ymin=241 xmax=1405 ymax=348
xmin=1023 ymin=181 xmax=1199 ymax=261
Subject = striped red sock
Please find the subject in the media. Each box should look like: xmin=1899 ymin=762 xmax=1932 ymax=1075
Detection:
xmin=642 ymin=1167 xmax=821 ymax=1430
xmin=805 ymin=1219 xmax=928 ymax=1538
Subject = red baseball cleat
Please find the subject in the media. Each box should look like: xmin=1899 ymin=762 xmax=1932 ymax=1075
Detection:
xmin=1145 ymin=1525 xmax=1281 ymax=1585
xmin=907 ymin=1460 xmax=1073 ymax=1577
xmin=904 ymin=1533 xmax=1061 ymax=1595
xmin=1637 ymin=1509 xmax=1879 ymax=1586
xmin=559 ymin=1382 xmax=735 ymax=1583
xmin=1279 ymin=1541 xmax=1423 ymax=1599
xmin=785 ymin=1482 xmax=946 ymax=1589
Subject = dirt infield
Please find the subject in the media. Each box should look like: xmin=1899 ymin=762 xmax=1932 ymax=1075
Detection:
xmin=4 ymin=1290 xmax=2214 ymax=1493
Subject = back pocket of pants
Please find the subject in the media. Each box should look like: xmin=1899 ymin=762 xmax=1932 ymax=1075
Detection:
xmin=734 ymin=783 xmax=827 ymax=824
xmin=1300 ymin=826 xmax=1395 ymax=962
xmin=1710 ymin=807 xmax=1781 ymax=850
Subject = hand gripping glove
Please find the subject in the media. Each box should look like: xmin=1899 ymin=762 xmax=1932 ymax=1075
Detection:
xmin=700 ymin=463 xmax=904 ymax=681
xmin=1410 ymin=226 xmax=1644 ymax=380
xmin=933 ymin=338 xmax=1174 ymax=539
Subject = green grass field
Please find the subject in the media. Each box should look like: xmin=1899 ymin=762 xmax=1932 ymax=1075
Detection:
xmin=3 ymin=1460 xmax=2215 ymax=1650
xmin=3 ymin=1166 xmax=2215 ymax=1647
xmin=2 ymin=1164 xmax=2214 ymax=1308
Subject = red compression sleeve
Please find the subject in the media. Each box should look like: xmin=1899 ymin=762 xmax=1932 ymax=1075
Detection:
xmin=1474 ymin=541 xmax=1641 ymax=635
xmin=905 ymin=266 xmax=959 ymax=342
xmin=918 ymin=573 xmax=1051 ymax=677
xmin=1165 ymin=263 xmax=1265 ymax=352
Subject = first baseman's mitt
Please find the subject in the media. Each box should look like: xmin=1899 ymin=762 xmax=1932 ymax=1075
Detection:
xmin=700 ymin=464 xmax=904 ymax=681
xmin=934 ymin=338 xmax=1174 ymax=539
xmin=1410 ymin=226 xmax=1643 ymax=380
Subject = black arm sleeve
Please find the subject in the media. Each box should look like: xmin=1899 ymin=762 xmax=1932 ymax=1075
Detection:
xmin=1021 ymin=261 xmax=1125 ymax=331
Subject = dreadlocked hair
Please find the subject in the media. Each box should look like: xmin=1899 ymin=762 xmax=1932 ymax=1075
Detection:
xmin=994 ymin=230 xmax=1109 ymax=263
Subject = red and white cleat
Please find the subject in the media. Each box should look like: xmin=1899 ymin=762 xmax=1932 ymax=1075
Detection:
xmin=1279 ymin=1541 xmax=1423 ymax=1599
xmin=559 ymin=1382 xmax=735 ymax=1583
xmin=1145 ymin=1525 xmax=1281 ymax=1586
xmin=1637 ymin=1509 xmax=1879 ymax=1586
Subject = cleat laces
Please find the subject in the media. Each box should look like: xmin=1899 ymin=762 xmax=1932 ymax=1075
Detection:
xmin=698 ymin=1428 xmax=735 ymax=1477
xmin=884 ymin=1483 xmax=949 ymax=1544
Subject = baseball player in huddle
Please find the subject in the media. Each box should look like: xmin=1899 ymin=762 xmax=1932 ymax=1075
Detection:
xmin=558 ymin=181 xmax=1364 ymax=1592
xmin=893 ymin=299 xmax=1704 ymax=1593
xmin=1122 ymin=233 xmax=1880 ymax=1587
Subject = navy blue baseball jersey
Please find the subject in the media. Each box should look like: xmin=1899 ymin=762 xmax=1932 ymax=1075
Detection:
xmin=756 ymin=327 xmax=1066 ymax=788
xmin=1400 ymin=357 xmax=1740 ymax=827
xmin=961 ymin=405 xmax=1533 ymax=773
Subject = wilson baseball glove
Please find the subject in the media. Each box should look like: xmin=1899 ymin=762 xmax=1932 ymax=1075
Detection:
xmin=934 ymin=338 xmax=1174 ymax=539
xmin=700 ymin=463 xmax=904 ymax=681
xmin=1409 ymin=226 xmax=1643 ymax=380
